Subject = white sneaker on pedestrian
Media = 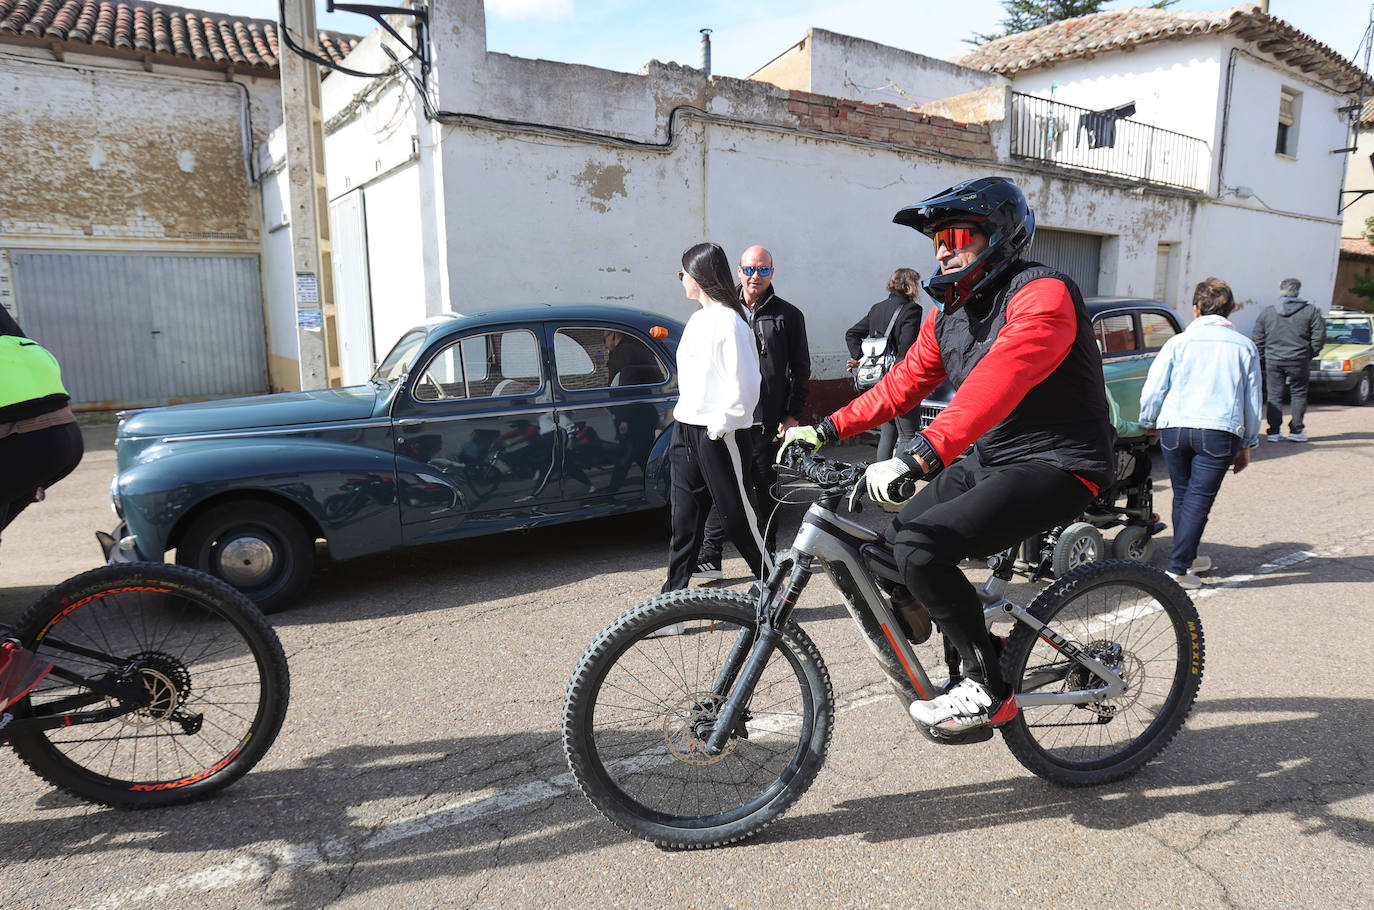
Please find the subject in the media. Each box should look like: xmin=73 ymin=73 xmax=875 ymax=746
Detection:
xmin=1266 ymin=434 xmax=1282 ymax=442
xmin=1288 ymin=432 xmax=1308 ymax=442
xmin=1166 ymin=570 xmax=1203 ymax=590
xmin=1190 ymin=555 xmax=1212 ymax=574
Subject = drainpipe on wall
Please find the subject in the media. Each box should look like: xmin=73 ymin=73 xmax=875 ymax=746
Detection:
xmin=701 ymin=29 xmax=712 ymax=76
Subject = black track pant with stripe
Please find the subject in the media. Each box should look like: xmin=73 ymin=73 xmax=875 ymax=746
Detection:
xmin=662 ymin=423 xmax=774 ymax=592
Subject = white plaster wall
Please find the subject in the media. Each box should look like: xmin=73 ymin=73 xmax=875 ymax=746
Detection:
xmin=1186 ymin=202 xmax=1340 ymax=332
xmin=804 ymin=29 xmax=1006 ymax=107
xmin=258 ymin=138 xmax=302 ymax=391
xmin=363 ymin=166 xmax=429 ymax=358
xmin=1217 ymin=45 xmax=1350 ymax=220
xmin=1340 ymin=127 xmax=1374 ymax=237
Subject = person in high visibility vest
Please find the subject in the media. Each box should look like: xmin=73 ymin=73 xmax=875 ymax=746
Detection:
xmin=0 ymin=306 xmax=83 ymax=542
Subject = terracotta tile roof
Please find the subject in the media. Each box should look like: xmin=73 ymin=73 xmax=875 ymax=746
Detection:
xmin=0 ymin=0 xmax=358 ymax=72
xmin=1341 ymin=237 xmax=1374 ymax=261
xmin=956 ymin=4 xmax=1364 ymax=93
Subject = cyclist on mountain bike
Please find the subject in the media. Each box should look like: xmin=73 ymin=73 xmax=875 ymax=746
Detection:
xmin=0 ymin=306 xmax=82 ymax=713
xmin=780 ymin=176 xmax=1115 ymax=732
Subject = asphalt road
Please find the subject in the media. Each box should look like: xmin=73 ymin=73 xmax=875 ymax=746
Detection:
xmin=1 ymin=403 xmax=1372 ymax=909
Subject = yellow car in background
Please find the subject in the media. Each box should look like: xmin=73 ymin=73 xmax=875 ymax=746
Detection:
xmin=1310 ymin=309 xmax=1374 ymax=406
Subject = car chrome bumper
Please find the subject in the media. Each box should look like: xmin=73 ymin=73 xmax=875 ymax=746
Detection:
xmin=1308 ymin=371 xmax=1361 ymax=391
xmin=96 ymin=522 xmax=139 ymax=564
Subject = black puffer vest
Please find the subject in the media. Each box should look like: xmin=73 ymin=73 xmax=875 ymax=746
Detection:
xmin=934 ymin=261 xmax=1115 ymax=488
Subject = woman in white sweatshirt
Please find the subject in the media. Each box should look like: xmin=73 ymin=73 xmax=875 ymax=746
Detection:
xmin=662 ymin=242 xmax=773 ymax=593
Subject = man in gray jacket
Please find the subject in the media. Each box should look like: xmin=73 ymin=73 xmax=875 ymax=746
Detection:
xmin=1252 ymin=277 xmax=1325 ymax=442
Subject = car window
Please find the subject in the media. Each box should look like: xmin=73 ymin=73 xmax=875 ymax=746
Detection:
xmin=555 ymin=327 xmax=667 ymax=390
xmin=1094 ymin=314 xmax=1137 ymax=356
xmin=1140 ymin=312 xmax=1177 ymax=351
xmin=374 ymin=329 xmax=428 ymax=382
xmin=1327 ymin=320 xmax=1372 ymax=345
xmin=414 ymin=329 xmax=542 ymax=401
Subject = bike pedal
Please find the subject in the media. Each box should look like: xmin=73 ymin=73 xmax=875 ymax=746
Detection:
xmin=918 ymin=724 xmax=995 ymax=746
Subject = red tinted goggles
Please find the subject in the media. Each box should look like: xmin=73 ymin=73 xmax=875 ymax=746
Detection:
xmin=932 ymin=227 xmax=975 ymax=253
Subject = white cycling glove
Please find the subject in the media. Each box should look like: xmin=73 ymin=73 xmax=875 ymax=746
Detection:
xmin=864 ymin=457 xmax=917 ymax=507
xmin=864 ymin=433 xmax=945 ymax=508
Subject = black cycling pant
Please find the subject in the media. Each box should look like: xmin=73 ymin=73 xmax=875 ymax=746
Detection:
xmin=0 ymin=422 xmax=85 ymax=534
xmin=887 ymin=455 xmax=1093 ymax=698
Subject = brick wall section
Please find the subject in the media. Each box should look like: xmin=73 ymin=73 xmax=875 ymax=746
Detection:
xmin=785 ymin=91 xmax=995 ymax=160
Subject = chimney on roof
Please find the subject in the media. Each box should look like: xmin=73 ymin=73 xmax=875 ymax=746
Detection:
xmin=700 ymin=28 xmax=712 ymax=76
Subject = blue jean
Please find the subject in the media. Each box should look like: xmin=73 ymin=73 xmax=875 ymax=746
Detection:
xmin=1159 ymin=427 xmax=1240 ymax=575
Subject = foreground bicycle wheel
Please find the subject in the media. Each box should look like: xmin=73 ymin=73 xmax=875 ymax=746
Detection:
xmin=8 ymin=563 xmax=290 ymax=808
xmin=1000 ymin=559 xmax=1203 ymax=786
xmin=562 ymin=588 xmax=834 ymax=848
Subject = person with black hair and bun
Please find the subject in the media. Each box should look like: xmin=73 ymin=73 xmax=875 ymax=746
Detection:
xmin=662 ymin=242 xmax=773 ymax=602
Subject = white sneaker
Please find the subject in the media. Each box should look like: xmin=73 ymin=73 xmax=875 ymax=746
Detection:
xmin=909 ymin=678 xmax=1018 ymax=731
xmin=1266 ymin=434 xmax=1282 ymax=442
xmin=1288 ymin=432 xmax=1308 ymax=442
xmin=1166 ymin=570 xmax=1202 ymax=590
xmin=1190 ymin=555 xmax=1212 ymax=574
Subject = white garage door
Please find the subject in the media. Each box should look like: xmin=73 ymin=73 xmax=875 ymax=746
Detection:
xmin=11 ymin=251 xmax=268 ymax=410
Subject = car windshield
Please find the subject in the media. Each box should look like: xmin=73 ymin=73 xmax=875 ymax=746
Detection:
xmin=373 ymin=329 xmax=429 ymax=383
xmin=1326 ymin=320 xmax=1372 ymax=346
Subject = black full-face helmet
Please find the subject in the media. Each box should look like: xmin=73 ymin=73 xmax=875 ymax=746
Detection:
xmin=892 ymin=176 xmax=1035 ymax=313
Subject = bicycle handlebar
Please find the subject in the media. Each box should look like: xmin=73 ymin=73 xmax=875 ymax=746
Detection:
xmin=778 ymin=443 xmax=868 ymax=504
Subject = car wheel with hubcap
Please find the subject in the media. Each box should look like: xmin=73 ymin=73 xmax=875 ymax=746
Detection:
xmin=1346 ymin=369 xmax=1372 ymax=407
xmin=176 ymin=500 xmax=314 ymax=613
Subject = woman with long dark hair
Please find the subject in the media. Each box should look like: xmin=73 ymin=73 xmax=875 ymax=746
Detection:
xmin=662 ymin=242 xmax=772 ymax=597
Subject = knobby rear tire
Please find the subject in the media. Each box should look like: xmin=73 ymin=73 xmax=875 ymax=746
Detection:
xmin=562 ymin=588 xmax=834 ymax=849
xmin=1000 ymin=559 xmax=1203 ymax=786
xmin=8 ymin=563 xmax=290 ymax=809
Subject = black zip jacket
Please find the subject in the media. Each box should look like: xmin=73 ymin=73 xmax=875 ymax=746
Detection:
xmin=737 ymin=284 xmax=811 ymax=434
xmin=844 ymin=290 xmax=923 ymax=361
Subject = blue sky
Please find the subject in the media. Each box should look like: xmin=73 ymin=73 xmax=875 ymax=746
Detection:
xmin=218 ymin=1 xmax=1372 ymax=77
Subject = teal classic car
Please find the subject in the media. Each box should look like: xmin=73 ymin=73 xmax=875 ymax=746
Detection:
xmin=1308 ymin=308 xmax=1374 ymax=405
xmin=101 ymin=306 xmax=684 ymax=611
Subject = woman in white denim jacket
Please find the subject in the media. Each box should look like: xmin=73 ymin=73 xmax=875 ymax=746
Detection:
xmin=1138 ymin=277 xmax=1261 ymax=588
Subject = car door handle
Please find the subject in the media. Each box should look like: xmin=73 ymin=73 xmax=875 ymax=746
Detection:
xmin=397 ymin=419 xmax=425 ymax=429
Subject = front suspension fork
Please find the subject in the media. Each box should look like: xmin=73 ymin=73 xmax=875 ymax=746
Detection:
xmin=703 ymin=555 xmax=813 ymax=755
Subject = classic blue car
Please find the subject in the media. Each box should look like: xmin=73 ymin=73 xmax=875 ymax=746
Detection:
xmin=101 ymin=305 xmax=684 ymax=611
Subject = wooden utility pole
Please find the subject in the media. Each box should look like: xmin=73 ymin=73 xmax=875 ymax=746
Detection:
xmin=279 ymin=0 xmax=340 ymax=389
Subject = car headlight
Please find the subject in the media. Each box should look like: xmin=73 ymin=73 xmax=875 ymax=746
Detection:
xmin=109 ymin=474 xmax=124 ymax=518
xmin=1319 ymin=359 xmax=1350 ymax=372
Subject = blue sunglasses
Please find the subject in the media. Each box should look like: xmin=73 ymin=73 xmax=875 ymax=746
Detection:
xmin=740 ymin=265 xmax=773 ymax=277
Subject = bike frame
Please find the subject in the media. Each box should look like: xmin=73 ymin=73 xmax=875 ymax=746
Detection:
xmin=0 ymin=623 xmax=153 ymax=738
xmin=702 ymin=486 xmax=1129 ymax=755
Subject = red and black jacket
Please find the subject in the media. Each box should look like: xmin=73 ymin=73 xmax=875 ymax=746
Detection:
xmin=829 ymin=261 xmax=1115 ymax=493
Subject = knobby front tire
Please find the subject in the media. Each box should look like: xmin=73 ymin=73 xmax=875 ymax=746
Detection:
xmin=1000 ymin=559 xmax=1204 ymax=786
xmin=562 ymin=589 xmax=834 ymax=849
xmin=8 ymin=563 xmax=290 ymax=809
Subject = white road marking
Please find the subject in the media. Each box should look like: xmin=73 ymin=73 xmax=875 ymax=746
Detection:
xmin=71 ymin=538 xmax=1367 ymax=909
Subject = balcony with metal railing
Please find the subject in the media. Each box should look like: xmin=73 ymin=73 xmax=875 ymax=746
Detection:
xmin=1010 ymin=92 xmax=1211 ymax=192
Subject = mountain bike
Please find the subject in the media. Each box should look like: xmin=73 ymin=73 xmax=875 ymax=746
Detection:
xmin=562 ymin=446 xmax=1204 ymax=848
xmin=2 ymin=562 xmax=290 ymax=808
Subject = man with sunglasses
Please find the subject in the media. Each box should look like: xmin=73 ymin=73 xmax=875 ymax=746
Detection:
xmin=780 ymin=176 xmax=1115 ymax=733
xmin=694 ymin=245 xmax=811 ymax=579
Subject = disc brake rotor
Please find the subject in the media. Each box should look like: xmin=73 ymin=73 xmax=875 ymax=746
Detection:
xmin=1067 ymin=641 xmax=1144 ymax=719
xmin=107 ymin=651 xmax=193 ymax=727
xmin=663 ymin=692 xmax=738 ymax=765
